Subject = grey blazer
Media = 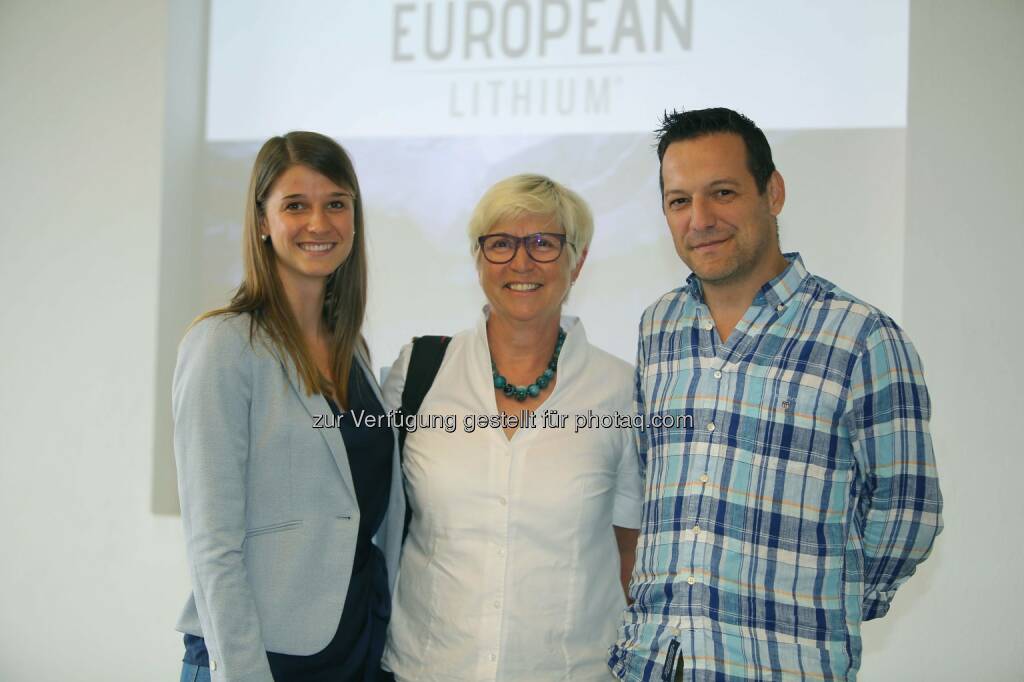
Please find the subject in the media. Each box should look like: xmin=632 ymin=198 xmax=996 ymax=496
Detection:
xmin=172 ymin=313 xmax=404 ymax=682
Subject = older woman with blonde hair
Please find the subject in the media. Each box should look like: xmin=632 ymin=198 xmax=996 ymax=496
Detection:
xmin=173 ymin=131 xmax=403 ymax=682
xmin=381 ymin=174 xmax=642 ymax=681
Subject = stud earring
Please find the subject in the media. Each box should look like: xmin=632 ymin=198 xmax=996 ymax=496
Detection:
xmin=261 ymin=234 xmax=269 ymax=243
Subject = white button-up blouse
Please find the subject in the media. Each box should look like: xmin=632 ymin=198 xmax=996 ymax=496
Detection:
xmin=381 ymin=312 xmax=643 ymax=681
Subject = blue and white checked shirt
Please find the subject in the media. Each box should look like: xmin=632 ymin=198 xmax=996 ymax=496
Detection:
xmin=609 ymin=254 xmax=942 ymax=681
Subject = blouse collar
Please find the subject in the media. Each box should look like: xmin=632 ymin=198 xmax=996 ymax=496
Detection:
xmin=472 ymin=305 xmax=588 ymax=400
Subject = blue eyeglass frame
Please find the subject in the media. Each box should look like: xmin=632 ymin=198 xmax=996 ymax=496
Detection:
xmin=477 ymin=232 xmax=570 ymax=264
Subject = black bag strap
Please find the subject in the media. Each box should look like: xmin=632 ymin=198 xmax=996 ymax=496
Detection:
xmin=397 ymin=335 xmax=451 ymax=541
xmin=398 ymin=335 xmax=451 ymax=451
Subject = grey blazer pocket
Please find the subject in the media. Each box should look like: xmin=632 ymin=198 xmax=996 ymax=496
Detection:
xmin=244 ymin=520 xmax=303 ymax=538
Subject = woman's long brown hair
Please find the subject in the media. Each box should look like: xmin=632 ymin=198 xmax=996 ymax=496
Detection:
xmin=195 ymin=131 xmax=368 ymax=407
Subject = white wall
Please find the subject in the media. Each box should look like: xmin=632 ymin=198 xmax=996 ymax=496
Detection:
xmin=1 ymin=1 xmax=1021 ymax=679
xmin=858 ymin=2 xmax=1024 ymax=679
xmin=0 ymin=0 xmax=191 ymax=679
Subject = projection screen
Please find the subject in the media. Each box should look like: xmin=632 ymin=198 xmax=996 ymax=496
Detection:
xmin=195 ymin=0 xmax=909 ymax=371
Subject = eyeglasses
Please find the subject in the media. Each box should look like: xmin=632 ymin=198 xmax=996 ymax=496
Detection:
xmin=477 ymin=232 xmax=569 ymax=264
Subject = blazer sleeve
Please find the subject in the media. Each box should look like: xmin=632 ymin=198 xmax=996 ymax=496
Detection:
xmin=172 ymin=316 xmax=274 ymax=682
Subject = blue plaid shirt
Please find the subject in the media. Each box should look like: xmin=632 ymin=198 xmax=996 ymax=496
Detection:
xmin=609 ymin=254 xmax=942 ymax=681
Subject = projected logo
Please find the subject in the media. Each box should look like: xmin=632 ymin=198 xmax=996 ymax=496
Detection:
xmin=205 ymin=0 xmax=908 ymax=140
xmin=391 ymin=1 xmax=691 ymax=121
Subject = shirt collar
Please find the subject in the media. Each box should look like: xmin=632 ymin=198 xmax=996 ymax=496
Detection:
xmin=684 ymin=252 xmax=808 ymax=308
xmin=475 ymin=305 xmax=586 ymax=384
xmin=476 ymin=305 xmax=583 ymax=343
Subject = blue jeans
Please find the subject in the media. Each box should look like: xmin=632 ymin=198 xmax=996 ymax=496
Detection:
xmin=179 ymin=663 xmax=210 ymax=682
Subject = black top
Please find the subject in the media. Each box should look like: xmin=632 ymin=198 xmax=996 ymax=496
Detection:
xmin=184 ymin=361 xmax=394 ymax=681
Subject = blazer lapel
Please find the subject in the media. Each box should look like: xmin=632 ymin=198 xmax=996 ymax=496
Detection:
xmin=280 ymin=356 xmax=358 ymax=502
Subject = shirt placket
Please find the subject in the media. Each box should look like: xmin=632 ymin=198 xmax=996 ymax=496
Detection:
xmin=682 ymin=305 xmax=722 ymax=667
xmin=480 ymin=433 xmax=515 ymax=679
xmin=693 ymin=304 xmax=761 ymax=667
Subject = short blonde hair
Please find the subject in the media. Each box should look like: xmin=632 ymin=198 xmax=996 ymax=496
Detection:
xmin=467 ymin=174 xmax=593 ymax=270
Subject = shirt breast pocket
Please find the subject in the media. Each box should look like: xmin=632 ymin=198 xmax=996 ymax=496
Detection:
xmin=756 ymin=383 xmax=850 ymax=477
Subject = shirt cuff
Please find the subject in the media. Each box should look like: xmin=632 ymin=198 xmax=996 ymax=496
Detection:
xmin=862 ymin=589 xmax=893 ymax=621
xmin=612 ymin=492 xmax=642 ymax=529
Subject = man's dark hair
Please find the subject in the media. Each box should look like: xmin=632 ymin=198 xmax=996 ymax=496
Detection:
xmin=655 ymin=107 xmax=776 ymax=195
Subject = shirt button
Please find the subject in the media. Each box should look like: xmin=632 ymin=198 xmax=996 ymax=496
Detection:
xmin=700 ymin=473 xmax=709 ymax=484
xmin=713 ymin=370 xmax=722 ymax=379
xmin=210 ymin=661 xmax=218 ymax=671
xmin=707 ymin=422 xmax=716 ymax=432
xmin=776 ymin=303 xmax=785 ymax=312
xmin=693 ymin=524 xmax=700 ymax=533
xmin=498 ymin=496 xmax=507 ymax=506
xmin=703 ymin=321 xmax=713 ymax=330
xmin=687 ymin=576 xmax=696 ymax=585
xmin=497 ymin=548 xmax=506 ymax=557
xmin=493 ymin=600 xmax=501 ymax=608
xmin=490 ymin=653 xmax=497 ymax=662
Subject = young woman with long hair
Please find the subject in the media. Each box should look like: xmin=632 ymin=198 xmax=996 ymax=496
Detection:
xmin=173 ymin=132 xmax=402 ymax=682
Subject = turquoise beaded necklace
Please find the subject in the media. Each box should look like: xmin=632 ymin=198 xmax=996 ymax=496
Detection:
xmin=491 ymin=328 xmax=566 ymax=402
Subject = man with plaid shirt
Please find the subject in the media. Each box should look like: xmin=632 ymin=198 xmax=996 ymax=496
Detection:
xmin=609 ymin=108 xmax=942 ymax=681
